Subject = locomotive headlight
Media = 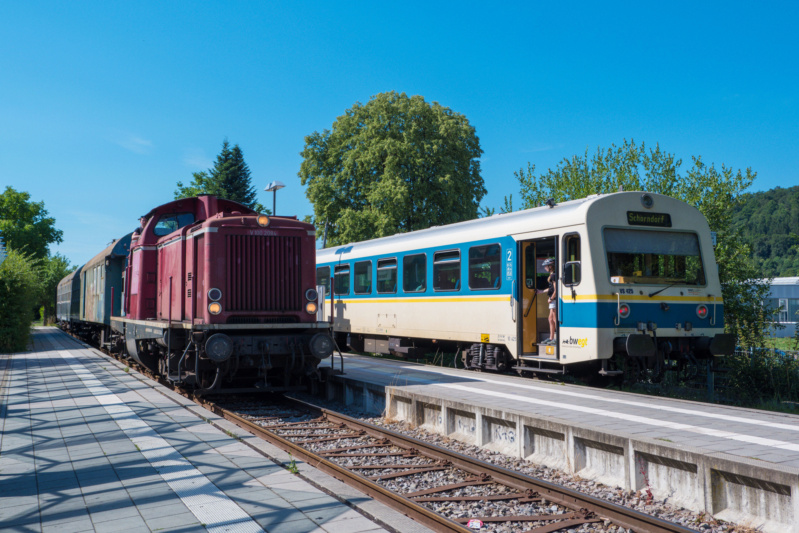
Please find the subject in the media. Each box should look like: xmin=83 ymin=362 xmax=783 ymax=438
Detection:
xmin=208 ymin=288 xmax=222 ymax=301
xmin=618 ymin=303 xmax=631 ymax=318
xmin=305 ymin=302 xmax=318 ymax=314
xmin=697 ymin=304 xmax=709 ymax=319
xmin=305 ymin=288 xmax=318 ymax=301
xmin=208 ymin=302 xmax=223 ymax=315
xmin=257 ymin=215 xmax=270 ymax=227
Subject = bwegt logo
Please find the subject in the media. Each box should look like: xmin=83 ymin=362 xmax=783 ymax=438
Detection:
xmin=561 ymin=337 xmax=588 ymax=348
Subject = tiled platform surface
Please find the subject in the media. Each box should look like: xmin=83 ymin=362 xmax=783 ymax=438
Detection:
xmin=320 ymin=354 xmax=799 ymax=533
xmin=0 ymin=328 xmax=433 ymax=533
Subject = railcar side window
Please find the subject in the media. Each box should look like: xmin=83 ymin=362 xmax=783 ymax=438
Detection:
xmin=154 ymin=213 xmax=195 ymax=236
xmin=354 ymin=261 xmax=372 ymax=294
xmin=403 ymin=254 xmax=426 ymax=293
xmin=604 ymin=228 xmax=706 ymax=285
xmin=563 ymin=235 xmax=581 ymax=286
xmin=316 ymin=266 xmax=330 ymax=294
xmin=433 ymin=250 xmax=460 ymax=291
xmin=334 ymin=265 xmax=350 ymax=295
xmin=377 ymin=258 xmax=397 ymax=294
xmin=469 ymin=244 xmax=501 ymax=290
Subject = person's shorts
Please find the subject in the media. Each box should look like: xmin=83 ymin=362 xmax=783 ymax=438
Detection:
xmin=549 ymin=301 xmax=556 ymax=310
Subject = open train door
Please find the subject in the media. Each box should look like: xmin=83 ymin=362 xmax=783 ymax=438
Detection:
xmin=518 ymin=238 xmax=558 ymax=359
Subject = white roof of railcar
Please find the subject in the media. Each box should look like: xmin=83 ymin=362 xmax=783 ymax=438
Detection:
xmin=318 ymin=191 xmax=690 ymax=261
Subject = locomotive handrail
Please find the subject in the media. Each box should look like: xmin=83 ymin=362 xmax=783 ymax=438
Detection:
xmin=614 ymin=292 xmax=621 ymax=326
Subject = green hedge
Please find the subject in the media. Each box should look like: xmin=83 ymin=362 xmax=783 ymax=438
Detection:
xmin=0 ymin=250 xmax=40 ymax=352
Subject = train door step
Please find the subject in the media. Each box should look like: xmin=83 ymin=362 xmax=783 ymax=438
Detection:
xmin=520 ymin=353 xmax=558 ymax=361
xmin=512 ymin=365 xmax=564 ymax=375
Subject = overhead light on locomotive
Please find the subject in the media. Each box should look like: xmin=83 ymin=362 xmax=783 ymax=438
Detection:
xmin=306 ymin=302 xmax=318 ymax=314
xmin=208 ymin=302 xmax=223 ymax=315
xmin=208 ymin=288 xmax=222 ymax=301
xmin=618 ymin=303 xmax=631 ymax=318
xmin=641 ymin=194 xmax=654 ymax=209
xmin=305 ymin=288 xmax=318 ymax=302
xmin=696 ymin=305 xmax=709 ymax=319
xmin=257 ymin=215 xmax=270 ymax=227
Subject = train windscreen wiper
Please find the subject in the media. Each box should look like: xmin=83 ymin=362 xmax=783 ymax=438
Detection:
xmin=648 ymin=282 xmax=680 ymax=298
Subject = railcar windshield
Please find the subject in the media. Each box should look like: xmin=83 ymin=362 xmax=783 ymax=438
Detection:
xmin=604 ymin=228 xmax=706 ymax=285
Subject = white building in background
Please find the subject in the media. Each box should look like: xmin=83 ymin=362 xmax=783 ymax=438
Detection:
xmin=764 ymin=277 xmax=799 ymax=338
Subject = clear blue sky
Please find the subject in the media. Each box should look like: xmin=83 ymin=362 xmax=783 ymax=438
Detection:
xmin=2 ymin=1 xmax=797 ymax=266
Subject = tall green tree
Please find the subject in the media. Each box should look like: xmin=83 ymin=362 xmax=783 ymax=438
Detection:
xmin=509 ymin=139 xmax=767 ymax=346
xmin=0 ymin=186 xmax=63 ymax=259
xmin=299 ymin=91 xmax=485 ymax=246
xmin=39 ymin=254 xmax=74 ymax=320
xmin=175 ymin=140 xmax=266 ymax=213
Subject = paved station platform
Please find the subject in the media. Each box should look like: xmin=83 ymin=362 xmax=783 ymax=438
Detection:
xmin=0 ymin=328 xmax=433 ymax=533
xmin=320 ymin=354 xmax=799 ymax=533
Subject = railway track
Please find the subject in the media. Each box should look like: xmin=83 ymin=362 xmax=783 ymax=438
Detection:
xmin=203 ymin=396 xmax=696 ymax=533
xmin=63 ymin=328 xmax=698 ymax=533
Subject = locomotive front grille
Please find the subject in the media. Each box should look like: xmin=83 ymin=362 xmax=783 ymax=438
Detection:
xmin=226 ymin=235 xmax=302 ymax=312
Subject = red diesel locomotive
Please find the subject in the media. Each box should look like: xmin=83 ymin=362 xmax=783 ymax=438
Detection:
xmin=58 ymin=195 xmax=334 ymax=392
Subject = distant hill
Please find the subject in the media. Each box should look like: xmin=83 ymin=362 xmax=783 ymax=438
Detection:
xmin=731 ymin=186 xmax=799 ymax=277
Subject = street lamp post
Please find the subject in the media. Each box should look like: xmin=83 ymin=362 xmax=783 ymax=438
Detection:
xmin=264 ymin=181 xmax=285 ymax=215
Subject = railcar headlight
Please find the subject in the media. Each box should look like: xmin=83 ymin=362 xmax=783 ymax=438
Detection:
xmin=305 ymin=288 xmax=318 ymax=301
xmin=208 ymin=288 xmax=222 ymax=301
xmin=306 ymin=302 xmax=318 ymax=314
xmin=618 ymin=303 xmax=631 ymax=318
xmin=257 ymin=215 xmax=270 ymax=227
xmin=697 ymin=305 xmax=709 ymax=319
xmin=208 ymin=302 xmax=222 ymax=315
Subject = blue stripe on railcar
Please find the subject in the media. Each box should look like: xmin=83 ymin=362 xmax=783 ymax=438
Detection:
xmin=560 ymin=300 xmax=725 ymax=329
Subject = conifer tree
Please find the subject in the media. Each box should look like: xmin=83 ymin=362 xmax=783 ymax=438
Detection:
xmin=175 ymin=140 xmax=266 ymax=213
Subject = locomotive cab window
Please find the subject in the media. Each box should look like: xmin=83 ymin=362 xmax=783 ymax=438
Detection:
xmin=604 ymin=228 xmax=706 ymax=285
xmin=316 ymin=266 xmax=331 ymax=294
xmin=563 ymin=234 xmax=581 ymax=286
xmin=377 ymin=258 xmax=397 ymax=294
xmin=334 ymin=264 xmax=350 ymax=295
xmin=469 ymin=244 xmax=501 ymax=290
xmin=354 ymin=261 xmax=372 ymax=294
xmin=433 ymin=250 xmax=460 ymax=291
xmin=403 ymin=254 xmax=426 ymax=293
xmin=153 ymin=213 xmax=195 ymax=236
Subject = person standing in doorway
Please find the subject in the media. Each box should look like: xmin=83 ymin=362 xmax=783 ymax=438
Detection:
xmin=539 ymin=258 xmax=557 ymax=344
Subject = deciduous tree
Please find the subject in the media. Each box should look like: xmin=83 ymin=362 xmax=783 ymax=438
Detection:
xmin=509 ymin=139 xmax=766 ymax=346
xmin=299 ymin=91 xmax=485 ymax=246
xmin=0 ymin=186 xmax=63 ymax=260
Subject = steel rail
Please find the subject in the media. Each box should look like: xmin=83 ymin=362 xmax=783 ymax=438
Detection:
xmin=204 ymin=396 xmax=696 ymax=533
xmin=195 ymin=397 xmax=473 ymax=533
xmin=62 ymin=327 xmax=694 ymax=533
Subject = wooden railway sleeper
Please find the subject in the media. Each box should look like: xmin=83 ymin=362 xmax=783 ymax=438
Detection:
xmin=369 ymin=465 xmax=450 ymax=480
xmin=403 ymin=475 xmax=493 ymax=498
xmin=412 ymin=488 xmax=542 ymax=503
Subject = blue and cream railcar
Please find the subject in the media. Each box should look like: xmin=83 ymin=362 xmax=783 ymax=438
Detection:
xmin=316 ymin=192 xmax=735 ymax=377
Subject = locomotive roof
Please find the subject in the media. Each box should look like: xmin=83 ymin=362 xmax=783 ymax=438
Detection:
xmin=318 ymin=192 xmax=697 ymax=260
